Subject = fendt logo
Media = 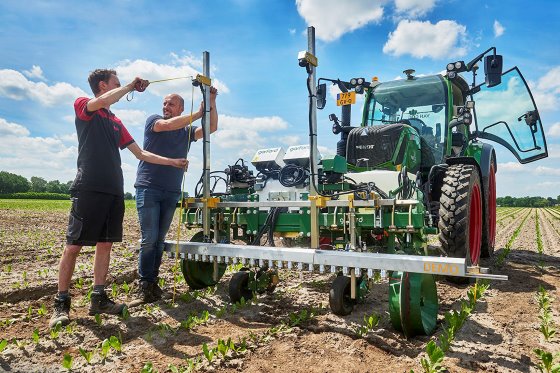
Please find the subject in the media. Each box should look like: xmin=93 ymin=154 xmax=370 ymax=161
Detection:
xmin=423 ymin=262 xmax=460 ymax=275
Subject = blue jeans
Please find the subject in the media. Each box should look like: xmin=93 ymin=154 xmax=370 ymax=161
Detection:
xmin=136 ymin=187 xmax=181 ymax=283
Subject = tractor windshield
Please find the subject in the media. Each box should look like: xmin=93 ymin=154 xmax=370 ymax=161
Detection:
xmin=364 ymin=75 xmax=448 ymax=163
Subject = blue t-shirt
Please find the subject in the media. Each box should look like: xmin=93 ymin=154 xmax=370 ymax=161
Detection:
xmin=135 ymin=114 xmax=198 ymax=192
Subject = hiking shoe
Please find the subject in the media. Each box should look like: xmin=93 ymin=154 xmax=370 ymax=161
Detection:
xmin=89 ymin=292 xmax=127 ymax=316
xmin=49 ymin=296 xmax=71 ymax=328
xmin=128 ymin=281 xmax=157 ymax=307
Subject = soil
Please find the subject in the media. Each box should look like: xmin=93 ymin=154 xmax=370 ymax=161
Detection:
xmin=0 ymin=206 xmax=559 ymax=372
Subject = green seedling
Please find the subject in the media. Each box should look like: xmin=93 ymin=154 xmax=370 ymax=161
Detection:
xmin=111 ymin=283 xmax=119 ymax=298
xmin=109 ymin=334 xmax=122 ymax=352
xmin=121 ymin=281 xmax=131 ymax=296
xmin=100 ymin=338 xmax=111 ymax=360
xmin=79 ymin=347 xmax=94 ymax=364
xmin=0 ymin=339 xmax=7 ymax=353
xmin=50 ymin=321 xmax=62 ymax=340
xmin=202 ymin=343 xmax=215 ymax=362
xmin=141 ymin=361 xmax=155 ymax=373
xmin=62 ymin=353 xmax=73 ymax=370
xmin=32 ymin=328 xmax=40 ymax=344
xmin=37 ymin=303 xmax=47 ymax=317
xmin=354 ymin=312 xmax=380 ymax=337
xmin=420 ymin=340 xmax=446 ymax=373
xmin=26 ymin=305 xmax=33 ymax=320
xmin=533 ymin=348 xmax=560 ymax=373
xmin=94 ymin=313 xmax=102 ymax=326
xmin=75 ymin=277 xmax=84 ymax=290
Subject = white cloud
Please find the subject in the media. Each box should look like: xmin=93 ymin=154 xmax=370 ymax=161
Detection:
xmin=0 ymin=118 xmax=30 ymax=137
xmin=114 ymin=54 xmax=229 ymax=101
xmin=213 ymin=114 xmax=290 ymax=153
xmin=280 ymin=135 xmax=301 ymax=146
xmin=547 ymin=122 xmax=560 ymax=137
xmin=493 ymin=20 xmax=505 ymax=38
xmin=497 ymin=161 xmax=524 ymax=173
xmin=0 ymin=69 xmax=88 ymax=106
xmin=22 ymin=65 xmax=46 ymax=81
xmin=112 ymin=109 xmax=148 ymax=128
xmin=536 ymin=66 xmax=560 ymax=94
xmin=535 ymin=166 xmax=560 ymax=176
xmin=289 ymin=28 xmax=296 ymax=36
xmin=394 ymin=0 xmax=436 ymax=18
xmin=0 ymin=117 xmax=77 ymax=183
xmin=383 ymin=20 xmax=467 ymax=59
xmin=296 ymin=0 xmax=384 ymax=42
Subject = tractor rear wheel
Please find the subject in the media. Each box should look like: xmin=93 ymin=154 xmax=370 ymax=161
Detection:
xmin=438 ymin=164 xmax=482 ymax=269
xmin=481 ymin=159 xmax=497 ymax=257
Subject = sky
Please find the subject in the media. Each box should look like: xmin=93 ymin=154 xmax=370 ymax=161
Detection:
xmin=0 ymin=0 xmax=559 ymax=197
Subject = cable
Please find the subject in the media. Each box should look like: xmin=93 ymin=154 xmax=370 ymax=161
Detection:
xmin=278 ymin=164 xmax=309 ymax=187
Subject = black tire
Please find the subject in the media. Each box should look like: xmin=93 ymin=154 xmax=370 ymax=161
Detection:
xmin=438 ymin=164 xmax=483 ymax=268
xmin=228 ymin=271 xmax=253 ymax=304
xmin=329 ymin=275 xmax=354 ymax=316
xmin=481 ymin=158 xmax=497 ymax=258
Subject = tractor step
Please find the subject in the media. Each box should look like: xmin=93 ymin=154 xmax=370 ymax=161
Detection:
xmin=163 ymin=241 xmax=506 ymax=281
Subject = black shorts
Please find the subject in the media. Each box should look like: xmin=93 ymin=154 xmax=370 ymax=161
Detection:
xmin=66 ymin=190 xmax=125 ymax=246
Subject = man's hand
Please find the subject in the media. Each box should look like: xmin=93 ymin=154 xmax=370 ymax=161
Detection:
xmin=170 ymin=158 xmax=188 ymax=169
xmin=128 ymin=77 xmax=150 ymax=92
xmin=210 ymin=86 xmax=218 ymax=102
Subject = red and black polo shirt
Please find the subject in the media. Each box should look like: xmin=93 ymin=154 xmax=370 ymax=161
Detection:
xmin=69 ymin=97 xmax=135 ymax=196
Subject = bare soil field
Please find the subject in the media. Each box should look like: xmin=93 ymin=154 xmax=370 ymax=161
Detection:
xmin=1 ymin=203 xmax=559 ymax=372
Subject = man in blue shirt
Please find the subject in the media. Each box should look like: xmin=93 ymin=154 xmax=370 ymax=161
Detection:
xmin=134 ymin=87 xmax=218 ymax=302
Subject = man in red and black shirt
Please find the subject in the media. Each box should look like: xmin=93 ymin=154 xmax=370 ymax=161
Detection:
xmin=50 ymin=69 xmax=187 ymax=328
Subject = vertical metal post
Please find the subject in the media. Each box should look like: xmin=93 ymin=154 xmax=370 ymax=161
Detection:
xmin=307 ymin=27 xmax=320 ymax=250
xmin=202 ymin=51 xmax=211 ymax=239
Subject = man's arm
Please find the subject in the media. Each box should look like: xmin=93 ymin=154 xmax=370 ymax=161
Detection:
xmin=127 ymin=142 xmax=188 ymax=169
xmin=87 ymin=77 xmax=148 ymax=112
xmin=153 ymin=104 xmax=204 ymax=132
xmin=194 ymin=86 xmax=218 ymax=141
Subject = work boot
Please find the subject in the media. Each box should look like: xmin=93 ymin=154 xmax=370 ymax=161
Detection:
xmin=151 ymin=281 xmax=163 ymax=301
xmin=89 ymin=292 xmax=127 ymax=316
xmin=128 ymin=280 xmax=157 ymax=307
xmin=49 ymin=296 xmax=71 ymax=328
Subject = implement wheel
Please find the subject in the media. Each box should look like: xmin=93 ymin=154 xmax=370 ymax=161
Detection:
xmin=389 ymin=271 xmax=438 ymax=337
xmin=180 ymin=231 xmax=228 ymax=290
xmin=329 ymin=275 xmax=355 ymax=316
xmin=228 ymin=271 xmax=253 ymax=303
xmin=481 ymin=159 xmax=497 ymax=258
xmin=438 ymin=164 xmax=483 ymax=267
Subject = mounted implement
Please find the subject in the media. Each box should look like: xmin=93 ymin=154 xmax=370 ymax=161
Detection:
xmin=164 ymin=27 xmax=548 ymax=337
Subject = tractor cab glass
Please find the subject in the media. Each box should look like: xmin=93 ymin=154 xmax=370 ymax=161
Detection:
xmin=365 ymin=75 xmax=447 ymax=163
xmin=474 ymin=67 xmax=548 ymax=163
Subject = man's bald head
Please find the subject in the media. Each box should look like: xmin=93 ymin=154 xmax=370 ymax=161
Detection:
xmin=162 ymin=94 xmax=185 ymax=119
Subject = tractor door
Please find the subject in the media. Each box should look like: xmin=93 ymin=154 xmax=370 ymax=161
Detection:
xmin=474 ymin=67 xmax=548 ymax=163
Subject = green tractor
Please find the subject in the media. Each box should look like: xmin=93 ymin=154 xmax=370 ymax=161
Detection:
xmin=315 ymin=46 xmax=547 ymax=271
xmin=166 ymin=30 xmax=548 ymax=337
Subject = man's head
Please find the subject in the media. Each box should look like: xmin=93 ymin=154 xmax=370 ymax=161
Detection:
xmin=88 ymin=69 xmax=120 ymax=96
xmin=162 ymin=94 xmax=185 ymax=119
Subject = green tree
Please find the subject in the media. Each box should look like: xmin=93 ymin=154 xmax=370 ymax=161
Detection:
xmin=46 ymin=180 xmax=62 ymax=193
xmin=124 ymin=192 xmax=134 ymax=200
xmin=30 ymin=176 xmax=48 ymax=192
xmin=0 ymin=171 xmax=31 ymax=193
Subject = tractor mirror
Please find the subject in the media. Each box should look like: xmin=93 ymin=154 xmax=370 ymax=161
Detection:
xmin=317 ymin=83 xmax=327 ymax=110
xmin=435 ymin=122 xmax=441 ymax=140
xmin=484 ymin=55 xmax=503 ymax=88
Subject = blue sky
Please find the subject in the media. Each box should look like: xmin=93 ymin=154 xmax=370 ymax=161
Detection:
xmin=0 ymin=0 xmax=559 ymax=197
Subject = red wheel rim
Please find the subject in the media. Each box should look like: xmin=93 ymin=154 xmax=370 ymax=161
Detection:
xmin=488 ymin=164 xmax=497 ymax=249
xmin=469 ymin=183 xmax=482 ymax=264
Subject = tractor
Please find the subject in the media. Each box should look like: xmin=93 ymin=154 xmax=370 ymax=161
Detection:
xmin=164 ymin=28 xmax=548 ymax=337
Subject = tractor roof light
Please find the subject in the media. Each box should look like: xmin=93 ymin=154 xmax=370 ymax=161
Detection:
xmin=350 ymin=78 xmax=357 ymax=86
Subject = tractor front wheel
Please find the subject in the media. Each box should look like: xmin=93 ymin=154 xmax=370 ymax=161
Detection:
xmin=438 ymin=164 xmax=483 ymax=270
xmin=228 ymin=271 xmax=254 ymax=304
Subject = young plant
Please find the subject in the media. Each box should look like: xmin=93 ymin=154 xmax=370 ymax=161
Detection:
xmin=111 ymin=283 xmax=119 ymax=298
xmin=32 ymin=328 xmax=40 ymax=344
xmin=37 ymin=303 xmax=47 ymax=317
xmin=420 ymin=340 xmax=446 ymax=373
xmin=50 ymin=321 xmax=62 ymax=340
xmin=537 ymin=286 xmax=556 ymax=342
xmin=202 ymin=342 xmax=216 ymax=362
xmin=109 ymin=333 xmax=122 ymax=352
xmin=533 ymin=349 xmax=560 ymax=373
xmin=94 ymin=313 xmax=102 ymax=326
xmin=79 ymin=347 xmax=94 ymax=365
xmin=0 ymin=339 xmax=7 ymax=353
xmin=100 ymin=338 xmax=111 ymax=361
xmin=354 ymin=312 xmax=380 ymax=337
xmin=141 ymin=361 xmax=155 ymax=373
xmin=62 ymin=353 xmax=73 ymax=371
xmin=121 ymin=281 xmax=131 ymax=296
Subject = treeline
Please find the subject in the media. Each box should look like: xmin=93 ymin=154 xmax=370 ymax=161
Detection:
xmin=497 ymin=196 xmax=560 ymax=207
xmin=0 ymin=171 xmax=134 ymax=200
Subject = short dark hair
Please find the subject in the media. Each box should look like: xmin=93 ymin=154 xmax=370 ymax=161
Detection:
xmin=88 ymin=69 xmax=117 ymax=95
